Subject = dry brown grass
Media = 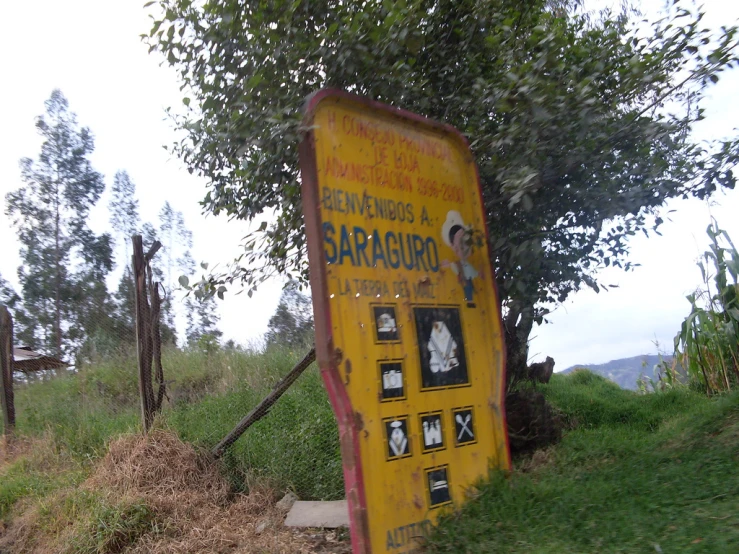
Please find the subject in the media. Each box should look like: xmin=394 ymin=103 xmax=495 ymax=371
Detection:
xmin=0 ymin=433 xmax=63 ymax=473
xmin=514 ymin=446 xmax=556 ymax=474
xmin=0 ymin=430 xmax=350 ymax=554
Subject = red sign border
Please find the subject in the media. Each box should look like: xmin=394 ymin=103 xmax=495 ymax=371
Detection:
xmin=298 ymin=88 xmax=510 ymax=554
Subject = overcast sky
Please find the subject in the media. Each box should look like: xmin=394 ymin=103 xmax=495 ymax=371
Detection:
xmin=1 ymin=0 xmax=737 ymax=372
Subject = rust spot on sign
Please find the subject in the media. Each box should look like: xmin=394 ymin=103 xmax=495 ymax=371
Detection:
xmin=344 ymin=358 xmax=352 ymax=385
xmin=354 ymin=411 xmax=365 ymax=431
xmin=333 ymin=347 xmax=343 ymax=366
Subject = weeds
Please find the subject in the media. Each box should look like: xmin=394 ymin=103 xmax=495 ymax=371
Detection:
xmin=636 ymin=349 xmax=684 ymax=394
xmin=65 ymin=499 xmax=158 ymax=554
xmin=0 ymin=437 xmax=86 ymax=520
xmin=675 ymin=220 xmax=739 ymax=394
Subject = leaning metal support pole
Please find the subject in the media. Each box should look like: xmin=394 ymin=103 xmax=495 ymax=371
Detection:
xmin=211 ymin=346 xmax=316 ymax=458
xmin=0 ymin=305 xmax=16 ymax=436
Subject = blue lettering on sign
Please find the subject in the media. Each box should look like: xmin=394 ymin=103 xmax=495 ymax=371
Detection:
xmin=338 ymin=225 xmax=355 ymax=266
xmin=323 ymin=223 xmax=439 ymax=272
xmin=324 ymin=222 xmax=337 ymax=264
xmin=322 ymin=186 xmax=415 ymax=224
xmin=386 ymin=233 xmax=400 ymax=269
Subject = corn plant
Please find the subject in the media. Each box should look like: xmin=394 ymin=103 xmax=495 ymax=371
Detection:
xmin=674 ymin=220 xmax=739 ymax=394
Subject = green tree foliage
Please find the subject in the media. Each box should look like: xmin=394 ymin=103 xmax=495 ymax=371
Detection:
xmin=147 ymin=0 xmax=739 ymax=380
xmin=185 ymin=294 xmax=222 ymax=353
xmin=158 ymin=202 xmax=194 ymax=344
xmin=182 ymin=252 xmax=221 ymax=351
xmin=0 ymin=274 xmax=22 ymax=313
xmin=158 ymin=201 xmax=193 ymax=289
xmin=109 ymin=266 xmax=136 ymax=347
xmin=264 ymin=282 xmax=314 ymax=350
xmin=108 ymin=170 xmax=141 ymax=261
xmin=140 ymin=222 xmax=177 ymax=346
xmin=0 ymin=273 xmax=33 ymax=347
xmin=5 ymin=90 xmax=113 ymax=359
xmin=134 ymin=205 xmax=197 ymax=347
xmin=106 ymin=171 xmax=142 ymax=350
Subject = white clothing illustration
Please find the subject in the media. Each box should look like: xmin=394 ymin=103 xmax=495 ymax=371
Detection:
xmin=430 ymin=479 xmax=448 ymax=491
xmin=427 ymin=321 xmax=460 ymax=373
xmin=377 ymin=313 xmax=397 ymax=333
xmin=382 ymin=370 xmax=403 ymax=390
xmin=423 ymin=419 xmax=443 ymax=446
xmin=389 ymin=421 xmax=408 ymax=456
xmin=450 ymin=260 xmax=479 ymax=280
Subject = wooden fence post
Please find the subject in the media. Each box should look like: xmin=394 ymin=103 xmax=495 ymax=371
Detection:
xmin=132 ymin=235 xmax=164 ymax=433
xmin=133 ymin=235 xmax=153 ymax=432
xmin=0 ymin=305 xmax=16 ymax=437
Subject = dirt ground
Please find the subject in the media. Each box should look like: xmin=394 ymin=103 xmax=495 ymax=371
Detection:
xmin=0 ymin=431 xmax=351 ymax=553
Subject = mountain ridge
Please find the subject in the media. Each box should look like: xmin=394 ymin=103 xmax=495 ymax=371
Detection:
xmin=559 ymin=354 xmax=674 ymax=390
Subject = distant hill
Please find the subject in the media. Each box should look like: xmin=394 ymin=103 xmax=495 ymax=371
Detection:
xmin=560 ymin=354 xmax=676 ymax=390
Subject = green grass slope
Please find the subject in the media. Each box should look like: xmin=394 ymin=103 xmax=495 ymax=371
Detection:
xmin=4 ymin=353 xmax=738 ymax=553
xmin=428 ymin=370 xmax=739 ymax=553
xmin=0 ymin=346 xmax=343 ymax=523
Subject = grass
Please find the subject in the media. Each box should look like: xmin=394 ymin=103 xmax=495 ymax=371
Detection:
xmin=2 ymin=343 xmax=342 ymax=525
xmin=67 ymin=498 xmax=158 ymax=554
xmin=167 ymin=363 xmax=344 ymax=499
xmin=4 ymin=350 xmax=739 ymax=552
xmin=0 ymin=436 xmax=88 ymax=520
xmin=32 ymin=488 xmax=159 ymax=554
xmin=427 ymin=370 xmax=739 ymax=553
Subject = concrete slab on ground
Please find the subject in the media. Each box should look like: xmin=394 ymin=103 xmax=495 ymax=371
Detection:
xmin=284 ymin=500 xmax=349 ymax=528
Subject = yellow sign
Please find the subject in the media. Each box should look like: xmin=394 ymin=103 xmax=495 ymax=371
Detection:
xmin=300 ymin=90 xmax=510 ymax=554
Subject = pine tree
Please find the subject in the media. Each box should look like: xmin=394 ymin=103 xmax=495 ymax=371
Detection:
xmin=107 ymin=170 xmax=141 ymax=351
xmin=157 ymin=203 xmax=195 ymax=346
xmin=185 ymin=294 xmax=222 ymax=353
xmin=108 ymin=170 xmax=140 ymax=263
xmin=0 ymin=273 xmax=33 ymax=347
xmin=265 ymin=282 xmax=314 ymax=349
xmin=5 ymin=90 xmax=112 ymax=358
xmin=110 ymin=266 xmax=136 ymax=348
xmin=139 ymin=222 xmax=177 ymax=346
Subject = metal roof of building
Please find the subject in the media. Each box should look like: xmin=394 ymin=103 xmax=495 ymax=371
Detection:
xmin=12 ymin=346 xmax=68 ymax=373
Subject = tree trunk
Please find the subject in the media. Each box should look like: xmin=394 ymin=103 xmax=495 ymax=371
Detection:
xmin=502 ymin=302 xmax=564 ymax=455
xmin=503 ymin=303 xmax=535 ymax=388
xmin=0 ymin=306 xmax=15 ymax=436
xmin=133 ymin=235 xmax=154 ymax=432
xmin=54 ymin=176 xmax=62 ymax=358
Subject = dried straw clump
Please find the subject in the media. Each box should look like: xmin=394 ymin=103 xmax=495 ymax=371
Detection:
xmin=88 ymin=430 xmax=345 ymax=553
xmin=0 ymin=431 xmax=349 ymax=553
xmin=87 ymin=429 xmax=229 ymax=504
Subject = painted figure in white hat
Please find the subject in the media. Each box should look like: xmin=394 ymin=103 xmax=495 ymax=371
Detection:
xmin=441 ymin=210 xmax=479 ymax=305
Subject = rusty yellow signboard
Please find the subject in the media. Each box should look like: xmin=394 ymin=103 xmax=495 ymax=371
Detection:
xmin=299 ymin=90 xmax=510 ymax=554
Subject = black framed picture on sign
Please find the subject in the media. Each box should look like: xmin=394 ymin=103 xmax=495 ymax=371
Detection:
xmin=413 ymin=306 xmax=469 ymax=390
